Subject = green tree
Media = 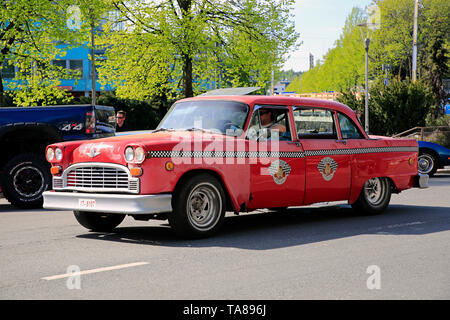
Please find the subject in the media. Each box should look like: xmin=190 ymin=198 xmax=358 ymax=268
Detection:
xmin=339 ymin=78 xmax=434 ymax=136
xmin=288 ymin=6 xmax=366 ymax=94
xmin=0 ymin=0 xmax=112 ymax=106
xmin=98 ymin=0 xmax=300 ymax=99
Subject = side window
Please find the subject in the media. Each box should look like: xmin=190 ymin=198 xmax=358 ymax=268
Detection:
xmin=247 ymin=106 xmax=291 ymax=141
xmin=337 ymin=112 xmax=364 ymax=139
xmin=293 ymin=107 xmax=337 ymax=139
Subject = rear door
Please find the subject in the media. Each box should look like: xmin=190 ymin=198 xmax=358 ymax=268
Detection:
xmin=293 ymin=106 xmax=351 ymax=205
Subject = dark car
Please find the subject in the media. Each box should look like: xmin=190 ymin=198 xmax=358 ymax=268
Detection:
xmin=418 ymin=141 xmax=450 ymax=176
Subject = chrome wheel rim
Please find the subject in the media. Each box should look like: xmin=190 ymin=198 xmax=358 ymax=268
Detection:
xmin=187 ymin=183 xmax=222 ymax=231
xmin=364 ymin=178 xmax=385 ymax=206
xmin=418 ymin=154 xmax=434 ymax=174
xmin=13 ymin=166 xmax=44 ymax=198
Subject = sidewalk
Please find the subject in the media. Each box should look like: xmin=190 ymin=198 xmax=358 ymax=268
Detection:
xmin=437 ymin=166 xmax=450 ymax=173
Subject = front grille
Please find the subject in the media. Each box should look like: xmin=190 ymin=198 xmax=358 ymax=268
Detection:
xmin=53 ymin=163 xmax=139 ymax=194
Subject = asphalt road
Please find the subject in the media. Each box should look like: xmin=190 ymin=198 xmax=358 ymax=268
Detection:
xmin=1 ymin=170 xmax=449 ymax=300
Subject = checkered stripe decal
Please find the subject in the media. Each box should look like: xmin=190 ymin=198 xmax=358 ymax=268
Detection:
xmin=148 ymin=150 xmax=305 ymax=158
xmin=148 ymin=146 xmax=417 ymax=158
xmin=304 ymin=146 xmax=418 ymax=157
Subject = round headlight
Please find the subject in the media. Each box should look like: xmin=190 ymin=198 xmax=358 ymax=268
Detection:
xmin=135 ymin=147 xmax=145 ymax=163
xmin=125 ymin=147 xmax=135 ymax=162
xmin=55 ymin=148 xmax=63 ymax=161
xmin=46 ymin=148 xmax=54 ymax=161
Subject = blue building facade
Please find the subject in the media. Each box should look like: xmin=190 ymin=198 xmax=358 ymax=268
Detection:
xmin=2 ymin=44 xmax=114 ymax=98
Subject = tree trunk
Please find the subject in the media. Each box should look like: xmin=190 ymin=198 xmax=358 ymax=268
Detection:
xmin=0 ymin=74 xmax=4 ymax=107
xmin=182 ymin=54 xmax=193 ymax=98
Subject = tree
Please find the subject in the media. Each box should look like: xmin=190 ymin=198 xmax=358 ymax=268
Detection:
xmin=98 ymin=0 xmax=300 ymax=99
xmin=0 ymin=0 xmax=111 ymax=106
xmin=419 ymin=0 xmax=450 ymax=116
xmin=338 ymin=78 xmax=434 ymax=136
xmin=287 ymin=6 xmax=366 ymax=93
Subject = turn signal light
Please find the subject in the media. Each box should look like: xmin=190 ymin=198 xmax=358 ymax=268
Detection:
xmin=50 ymin=166 xmax=62 ymax=175
xmin=130 ymin=167 xmax=143 ymax=177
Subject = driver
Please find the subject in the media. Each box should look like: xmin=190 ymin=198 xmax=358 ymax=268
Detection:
xmin=259 ymin=109 xmax=286 ymax=133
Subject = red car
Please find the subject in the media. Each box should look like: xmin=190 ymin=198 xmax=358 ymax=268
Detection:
xmin=43 ymin=95 xmax=428 ymax=238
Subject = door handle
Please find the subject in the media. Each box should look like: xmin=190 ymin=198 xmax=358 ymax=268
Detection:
xmin=335 ymin=140 xmax=347 ymax=145
xmin=288 ymin=141 xmax=301 ymax=147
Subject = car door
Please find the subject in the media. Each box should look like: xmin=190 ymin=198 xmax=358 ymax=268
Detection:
xmin=246 ymin=105 xmax=306 ymax=209
xmin=293 ymin=106 xmax=351 ymax=205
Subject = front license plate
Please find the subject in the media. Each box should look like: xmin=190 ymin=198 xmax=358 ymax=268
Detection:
xmin=79 ymin=199 xmax=96 ymax=209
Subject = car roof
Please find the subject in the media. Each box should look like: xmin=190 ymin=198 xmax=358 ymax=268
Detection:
xmin=179 ymin=95 xmax=355 ymax=115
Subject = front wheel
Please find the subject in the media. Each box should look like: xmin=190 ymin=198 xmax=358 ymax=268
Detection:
xmin=351 ymin=177 xmax=391 ymax=215
xmin=74 ymin=211 xmax=125 ymax=232
xmin=1 ymin=153 xmax=51 ymax=209
xmin=168 ymin=174 xmax=226 ymax=238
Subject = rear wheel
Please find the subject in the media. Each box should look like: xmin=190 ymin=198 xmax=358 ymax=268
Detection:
xmin=74 ymin=211 xmax=125 ymax=232
xmin=418 ymin=150 xmax=438 ymax=177
xmin=351 ymin=177 xmax=391 ymax=215
xmin=169 ymin=174 xmax=226 ymax=238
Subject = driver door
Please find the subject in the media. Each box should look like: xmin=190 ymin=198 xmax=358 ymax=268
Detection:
xmin=246 ymin=105 xmax=306 ymax=210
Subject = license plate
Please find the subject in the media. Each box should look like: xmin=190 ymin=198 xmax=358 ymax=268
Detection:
xmin=79 ymin=199 xmax=96 ymax=209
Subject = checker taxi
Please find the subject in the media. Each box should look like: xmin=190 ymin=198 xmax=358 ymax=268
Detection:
xmin=43 ymin=95 xmax=428 ymax=238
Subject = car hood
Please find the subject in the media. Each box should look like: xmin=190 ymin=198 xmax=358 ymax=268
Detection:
xmin=71 ymin=131 xmax=237 ymax=164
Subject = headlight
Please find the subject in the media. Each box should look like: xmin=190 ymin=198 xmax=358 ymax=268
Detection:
xmin=55 ymin=148 xmax=63 ymax=161
xmin=135 ymin=147 xmax=146 ymax=163
xmin=125 ymin=147 xmax=135 ymax=162
xmin=46 ymin=148 xmax=54 ymax=162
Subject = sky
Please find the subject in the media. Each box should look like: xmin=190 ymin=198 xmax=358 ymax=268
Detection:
xmin=283 ymin=0 xmax=374 ymax=72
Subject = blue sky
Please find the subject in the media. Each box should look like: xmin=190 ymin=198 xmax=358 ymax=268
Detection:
xmin=283 ymin=0 xmax=374 ymax=72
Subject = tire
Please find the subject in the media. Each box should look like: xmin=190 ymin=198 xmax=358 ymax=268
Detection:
xmin=418 ymin=150 xmax=438 ymax=177
xmin=74 ymin=211 xmax=125 ymax=232
xmin=351 ymin=177 xmax=391 ymax=215
xmin=1 ymin=153 xmax=51 ymax=209
xmin=168 ymin=174 xmax=226 ymax=238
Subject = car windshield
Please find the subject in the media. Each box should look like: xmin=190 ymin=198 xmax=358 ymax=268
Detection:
xmin=157 ymin=100 xmax=248 ymax=136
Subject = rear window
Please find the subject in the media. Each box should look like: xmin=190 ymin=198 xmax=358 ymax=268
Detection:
xmin=95 ymin=106 xmax=116 ymax=133
xmin=293 ymin=107 xmax=337 ymax=139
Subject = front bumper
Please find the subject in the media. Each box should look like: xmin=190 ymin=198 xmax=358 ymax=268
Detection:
xmin=413 ymin=173 xmax=429 ymax=189
xmin=43 ymin=191 xmax=172 ymax=214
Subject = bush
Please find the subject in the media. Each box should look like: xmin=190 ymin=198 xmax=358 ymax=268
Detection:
xmin=96 ymin=92 xmax=173 ymax=131
xmin=339 ymin=79 xmax=435 ymax=136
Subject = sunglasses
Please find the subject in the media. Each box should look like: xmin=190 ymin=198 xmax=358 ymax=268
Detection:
xmin=117 ymin=116 xmax=124 ymax=119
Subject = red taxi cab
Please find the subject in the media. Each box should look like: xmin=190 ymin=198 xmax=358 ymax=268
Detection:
xmin=43 ymin=95 xmax=428 ymax=238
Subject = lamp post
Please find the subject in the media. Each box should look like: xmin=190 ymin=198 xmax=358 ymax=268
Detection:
xmin=357 ymin=5 xmax=380 ymax=134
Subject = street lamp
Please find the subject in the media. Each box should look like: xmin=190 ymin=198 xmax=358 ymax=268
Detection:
xmin=357 ymin=5 xmax=380 ymax=134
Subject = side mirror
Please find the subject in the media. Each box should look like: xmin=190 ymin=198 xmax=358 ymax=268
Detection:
xmin=258 ymin=128 xmax=271 ymax=141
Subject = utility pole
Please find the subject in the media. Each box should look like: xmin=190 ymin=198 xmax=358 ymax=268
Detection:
xmin=412 ymin=0 xmax=419 ymax=82
xmin=90 ymin=22 xmax=96 ymax=106
xmin=364 ymin=37 xmax=370 ymax=133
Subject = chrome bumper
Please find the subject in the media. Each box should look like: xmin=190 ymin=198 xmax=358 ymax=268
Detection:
xmin=43 ymin=191 xmax=172 ymax=214
xmin=414 ymin=173 xmax=429 ymax=189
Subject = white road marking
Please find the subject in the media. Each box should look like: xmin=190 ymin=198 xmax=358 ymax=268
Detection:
xmin=41 ymin=262 xmax=149 ymax=280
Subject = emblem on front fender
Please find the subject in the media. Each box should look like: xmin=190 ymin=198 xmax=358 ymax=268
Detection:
xmin=318 ymin=157 xmax=338 ymax=181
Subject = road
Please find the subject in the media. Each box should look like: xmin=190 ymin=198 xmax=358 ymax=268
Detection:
xmin=1 ymin=170 xmax=449 ymax=300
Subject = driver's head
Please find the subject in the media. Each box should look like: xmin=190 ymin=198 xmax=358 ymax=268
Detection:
xmin=260 ymin=109 xmax=273 ymax=126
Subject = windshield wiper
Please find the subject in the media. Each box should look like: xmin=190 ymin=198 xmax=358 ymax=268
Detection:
xmin=153 ymin=127 xmax=175 ymax=133
xmin=185 ymin=127 xmax=215 ymax=133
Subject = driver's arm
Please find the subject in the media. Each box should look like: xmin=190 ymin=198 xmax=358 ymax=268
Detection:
xmin=270 ymin=123 xmax=286 ymax=133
